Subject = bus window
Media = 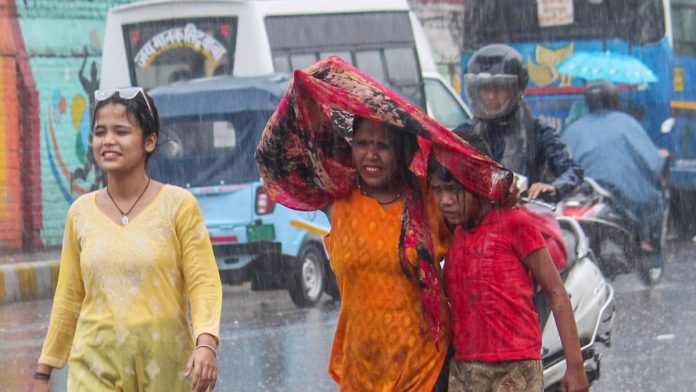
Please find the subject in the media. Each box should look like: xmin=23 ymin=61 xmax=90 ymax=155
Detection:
xmin=462 ymin=0 xmax=664 ymax=50
xmin=123 ymin=17 xmax=237 ymax=89
xmin=290 ymin=53 xmax=319 ymax=70
xmin=385 ymin=48 xmax=420 ymax=83
xmin=355 ymin=50 xmax=386 ymax=81
xmin=319 ymin=51 xmax=353 ymax=65
xmin=273 ymin=56 xmax=291 ymax=73
xmin=672 ymin=1 xmax=696 ymax=56
xmin=265 ymin=12 xmax=425 ymax=108
xmin=384 ymin=47 xmax=422 ymax=106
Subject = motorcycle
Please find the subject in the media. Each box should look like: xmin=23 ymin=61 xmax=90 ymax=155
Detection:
xmin=519 ymin=199 xmax=616 ymax=390
xmin=555 ymin=176 xmax=669 ymax=284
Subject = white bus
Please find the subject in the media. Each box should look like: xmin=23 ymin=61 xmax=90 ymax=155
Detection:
xmin=100 ymin=0 xmax=469 ymax=128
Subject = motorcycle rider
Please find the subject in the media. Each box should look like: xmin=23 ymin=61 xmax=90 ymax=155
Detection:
xmin=460 ymin=44 xmax=583 ymax=201
xmin=561 ymin=80 xmax=667 ymax=283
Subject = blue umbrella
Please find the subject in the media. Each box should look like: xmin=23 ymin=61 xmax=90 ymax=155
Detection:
xmin=557 ymin=51 xmax=658 ymax=85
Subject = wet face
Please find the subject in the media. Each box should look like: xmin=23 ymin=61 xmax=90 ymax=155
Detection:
xmin=479 ymin=87 xmax=512 ymax=118
xmin=352 ymin=120 xmax=399 ymax=193
xmin=430 ymin=176 xmax=481 ymax=226
xmin=91 ymin=103 xmax=156 ymax=175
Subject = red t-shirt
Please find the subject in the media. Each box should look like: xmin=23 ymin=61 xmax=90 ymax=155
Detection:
xmin=444 ymin=207 xmax=547 ymax=362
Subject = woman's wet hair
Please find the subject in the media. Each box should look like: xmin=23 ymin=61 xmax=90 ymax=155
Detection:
xmin=427 ymin=155 xmax=454 ymax=182
xmin=91 ymin=90 xmax=160 ymax=160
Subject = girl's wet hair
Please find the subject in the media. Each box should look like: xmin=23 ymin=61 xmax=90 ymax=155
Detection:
xmin=452 ymin=122 xmax=492 ymax=158
xmin=428 ymin=122 xmax=492 ymax=181
xmin=91 ymin=90 xmax=160 ymax=160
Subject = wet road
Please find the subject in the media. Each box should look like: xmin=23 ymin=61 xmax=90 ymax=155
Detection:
xmin=2 ymin=240 xmax=696 ymax=391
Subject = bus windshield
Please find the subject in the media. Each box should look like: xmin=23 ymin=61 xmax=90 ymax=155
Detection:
xmin=122 ymin=17 xmax=238 ymax=89
xmin=462 ymin=0 xmax=665 ymax=50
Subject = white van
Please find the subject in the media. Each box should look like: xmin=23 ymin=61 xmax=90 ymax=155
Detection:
xmin=100 ymin=0 xmax=469 ymax=127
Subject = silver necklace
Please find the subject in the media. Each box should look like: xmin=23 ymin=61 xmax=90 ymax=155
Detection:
xmin=106 ymin=176 xmax=151 ymax=225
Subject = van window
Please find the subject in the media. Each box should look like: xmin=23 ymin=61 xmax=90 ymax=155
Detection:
xmin=149 ymin=110 xmax=272 ymax=188
xmin=123 ymin=17 xmax=238 ymax=89
xmin=424 ymin=77 xmax=470 ymax=129
xmin=265 ymin=12 xmax=424 ymax=108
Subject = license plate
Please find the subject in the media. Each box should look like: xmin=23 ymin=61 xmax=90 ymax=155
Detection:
xmin=246 ymin=224 xmax=275 ymax=242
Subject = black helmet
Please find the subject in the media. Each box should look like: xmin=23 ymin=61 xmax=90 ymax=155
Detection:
xmin=464 ymin=44 xmax=528 ymax=120
xmin=584 ymin=80 xmax=621 ymax=113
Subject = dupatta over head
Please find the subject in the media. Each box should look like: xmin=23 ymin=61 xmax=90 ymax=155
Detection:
xmin=255 ymin=56 xmax=513 ymax=342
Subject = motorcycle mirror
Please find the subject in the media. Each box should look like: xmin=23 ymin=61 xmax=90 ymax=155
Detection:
xmin=660 ymin=117 xmax=676 ymax=134
xmin=515 ymin=173 xmax=529 ymax=194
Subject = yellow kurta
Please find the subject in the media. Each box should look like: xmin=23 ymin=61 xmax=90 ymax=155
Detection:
xmin=324 ymin=190 xmax=450 ymax=392
xmin=39 ymin=185 xmax=222 ymax=391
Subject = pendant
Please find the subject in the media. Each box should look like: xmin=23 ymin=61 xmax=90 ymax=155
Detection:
xmin=121 ymin=215 xmax=129 ymax=225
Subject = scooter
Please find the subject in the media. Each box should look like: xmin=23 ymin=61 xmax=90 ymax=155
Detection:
xmin=538 ymin=207 xmax=615 ymax=390
xmin=517 ymin=177 xmax=615 ymax=390
xmin=555 ymin=177 xmax=669 ymax=284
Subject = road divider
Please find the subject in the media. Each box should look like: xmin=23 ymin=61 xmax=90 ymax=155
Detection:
xmin=0 ymin=260 xmax=60 ymax=304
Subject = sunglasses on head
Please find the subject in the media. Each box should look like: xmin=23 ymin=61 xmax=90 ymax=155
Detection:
xmin=94 ymin=87 xmax=154 ymax=119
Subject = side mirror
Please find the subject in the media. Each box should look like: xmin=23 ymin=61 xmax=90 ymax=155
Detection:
xmin=515 ymin=173 xmax=529 ymax=194
xmin=660 ymin=118 xmax=676 ymax=135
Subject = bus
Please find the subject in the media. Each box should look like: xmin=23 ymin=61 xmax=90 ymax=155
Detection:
xmin=100 ymin=0 xmax=469 ymax=128
xmin=460 ymin=0 xmax=696 ymax=224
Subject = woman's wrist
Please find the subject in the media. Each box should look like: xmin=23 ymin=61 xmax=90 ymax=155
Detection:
xmin=195 ymin=332 xmax=218 ymax=347
xmin=194 ymin=343 xmax=217 ymax=357
xmin=35 ymin=364 xmax=53 ymax=378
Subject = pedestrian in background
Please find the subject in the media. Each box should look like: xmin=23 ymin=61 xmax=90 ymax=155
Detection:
xmin=561 ymin=80 xmax=667 ymax=283
xmin=33 ymin=87 xmax=222 ymax=392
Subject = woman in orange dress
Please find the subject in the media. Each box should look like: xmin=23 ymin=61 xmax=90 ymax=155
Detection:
xmin=323 ymin=118 xmax=450 ymax=391
xmin=255 ymin=56 xmax=514 ymax=392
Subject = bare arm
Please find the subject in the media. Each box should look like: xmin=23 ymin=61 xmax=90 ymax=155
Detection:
xmin=523 ymin=247 xmax=589 ymax=392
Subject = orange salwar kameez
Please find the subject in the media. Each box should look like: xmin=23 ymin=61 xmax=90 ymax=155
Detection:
xmin=325 ymin=190 xmax=450 ymax=391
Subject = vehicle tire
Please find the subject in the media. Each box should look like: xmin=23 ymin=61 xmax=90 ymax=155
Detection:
xmin=287 ymin=244 xmax=325 ymax=308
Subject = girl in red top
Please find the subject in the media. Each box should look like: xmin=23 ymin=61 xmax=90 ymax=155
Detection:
xmin=428 ymin=132 xmax=588 ymax=392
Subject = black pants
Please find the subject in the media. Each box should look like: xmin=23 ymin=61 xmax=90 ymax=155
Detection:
xmin=433 ymin=345 xmax=455 ymax=392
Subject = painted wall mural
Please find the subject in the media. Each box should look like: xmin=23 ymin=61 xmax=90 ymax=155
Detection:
xmin=34 ymin=52 xmax=105 ymax=245
xmin=0 ymin=0 xmax=134 ymax=250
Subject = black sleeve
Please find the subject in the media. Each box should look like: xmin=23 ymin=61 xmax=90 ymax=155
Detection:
xmin=536 ymin=119 xmax=584 ymax=200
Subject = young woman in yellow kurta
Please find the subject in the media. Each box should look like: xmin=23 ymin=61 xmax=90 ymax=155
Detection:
xmin=33 ymin=88 xmax=222 ymax=392
xmin=323 ymin=119 xmax=450 ymax=391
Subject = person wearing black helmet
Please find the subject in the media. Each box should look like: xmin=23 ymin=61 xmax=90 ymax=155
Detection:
xmin=461 ymin=44 xmax=583 ymax=202
xmin=561 ymin=79 xmax=667 ymax=284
